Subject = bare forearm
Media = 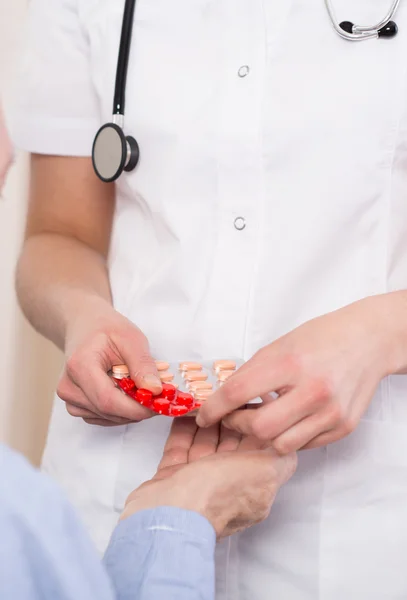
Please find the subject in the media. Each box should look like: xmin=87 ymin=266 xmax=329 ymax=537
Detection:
xmin=16 ymin=233 xmax=112 ymax=350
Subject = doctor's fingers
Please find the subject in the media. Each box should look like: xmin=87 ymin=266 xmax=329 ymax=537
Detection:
xmin=261 ymin=388 xmax=367 ymax=453
xmin=197 ymin=353 xmax=294 ymax=428
xmin=110 ymin=328 xmax=162 ymax=395
xmin=297 ymin=408 xmax=362 ymax=452
xmin=59 ymin=376 xmax=133 ymax=424
xmin=221 ymin=389 xmax=319 ymax=443
xmin=269 ymin=412 xmax=342 ymax=454
xmin=60 ymin=365 xmax=154 ymax=422
xmin=65 ymin=402 xmax=132 ymax=426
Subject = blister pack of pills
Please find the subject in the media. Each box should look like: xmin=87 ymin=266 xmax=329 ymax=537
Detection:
xmin=111 ymin=359 xmax=243 ymax=417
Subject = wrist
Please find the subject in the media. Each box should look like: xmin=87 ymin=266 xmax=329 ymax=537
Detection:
xmin=62 ymin=292 xmax=113 ymax=351
xmin=121 ymin=478 xmax=226 ymax=537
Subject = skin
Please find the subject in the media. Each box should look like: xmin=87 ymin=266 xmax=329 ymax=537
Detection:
xmin=197 ymin=295 xmax=407 ymax=453
xmin=15 ymin=151 xmax=407 ymax=454
xmin=122 ymin=418 xmax=297 ymax=538
xmin=17 ymin=155 xmax=162 ymax=426
xmin=1 ymin=120 xmax=298 ymax=543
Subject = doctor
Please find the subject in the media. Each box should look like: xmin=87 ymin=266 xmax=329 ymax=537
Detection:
xmin=10 ymin=0 xmax=407 ymax=598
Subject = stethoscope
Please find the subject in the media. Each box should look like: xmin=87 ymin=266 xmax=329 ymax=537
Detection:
xmin=92 ymin=0 xmax=401 ymax=183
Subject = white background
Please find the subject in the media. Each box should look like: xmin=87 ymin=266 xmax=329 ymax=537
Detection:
xmin=0 ymin=1 xmax=62 ymax=465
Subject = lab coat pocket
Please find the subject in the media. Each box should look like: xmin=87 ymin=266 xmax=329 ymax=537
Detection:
xmin=321 ymin=415 xmax=407 ymax=599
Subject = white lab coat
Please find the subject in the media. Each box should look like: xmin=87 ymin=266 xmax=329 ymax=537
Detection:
xmin=10 ymin=0 xmax=407 ymax=597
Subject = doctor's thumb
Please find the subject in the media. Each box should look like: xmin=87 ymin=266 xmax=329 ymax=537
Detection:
xmin=122 ymin=332 xmax=162 ymax=395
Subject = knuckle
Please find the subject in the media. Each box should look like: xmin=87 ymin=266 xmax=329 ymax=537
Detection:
xmin=65 ymin=354 xmax=83 ymax=380
xmin=65 ymin=403 xmax=80 ymax=417
xmin=325 ymin=402 xmax=344 ymax=425
xmin=56 ymin=380 xmax=70 ymax=401
xmin=339 ymin=415 xmax=358 ymax=437
xmin=286 ymin=452 xmax=298 ymax=476
xmin=272 ymin=437 xmax=293 ymax=455
xmin=308 ymin=378 xmax=333 ymax=409
xmin=250 ymin=415 xmax=272 ymax=442
xmin=57 ymin=376 xmax=78 ymax=405
xmin=257 ymin=492 xmax=274 ymax=522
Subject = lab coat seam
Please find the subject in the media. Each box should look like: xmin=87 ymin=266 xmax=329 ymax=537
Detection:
xmin=111 ymin=424 xmax=130 ymax=514
xmin=318 ymin=448 xmax=328 ymax=600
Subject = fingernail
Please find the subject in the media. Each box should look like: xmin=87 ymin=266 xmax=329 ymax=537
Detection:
xmin=141 ymin=374 xmax=162 ymax=390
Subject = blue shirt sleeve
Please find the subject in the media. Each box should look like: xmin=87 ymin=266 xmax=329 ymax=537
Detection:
xmin=103 ymin=507 xmax=216 ymax=600
xmin=0 ymin=444 xmax=115 ymax=600
xmin=0 ymin=444 xmax=216 ymax=600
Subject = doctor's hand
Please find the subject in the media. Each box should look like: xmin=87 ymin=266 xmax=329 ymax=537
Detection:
xmin=58 ymin=298 xmax=162 ymax=426
xmin=197 ymin=296 xmax=398 ymax=453
xmin=122 ymin=418 xmax=297 ymax=538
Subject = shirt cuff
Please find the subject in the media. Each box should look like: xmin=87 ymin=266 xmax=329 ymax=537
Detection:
xmin=103 ymin=507 xmax=216 ymax=600
xmin=110 ymin=506 xmax=216 ymax=547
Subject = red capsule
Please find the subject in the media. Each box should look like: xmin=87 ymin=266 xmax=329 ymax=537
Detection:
xmin=193 ymin=401 xmax=202 ymax=409
xmin=170 ymin=405 xmax=190 ymax=417
xmin=153 ymin=398 xmax=171 ymax=415
xmin=161 ymin=383 xmax=177 ymax=400
xmin=176 ymin=392 xmax=194 ymax=407
xmin=118 ymin=377 xmax=136 ymax=393
xmin=136 ymin=388 xmax=153 ymax=407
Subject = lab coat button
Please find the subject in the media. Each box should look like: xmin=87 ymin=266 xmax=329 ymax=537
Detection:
xmin=238 ymin=65 xmax=250 ymax=78
xmin=234 ymin=217 xmax=246 ymax=230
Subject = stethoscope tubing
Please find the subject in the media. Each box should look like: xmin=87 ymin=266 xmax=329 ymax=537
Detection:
xmin=113 ymin=0 xmax=137 ymax=117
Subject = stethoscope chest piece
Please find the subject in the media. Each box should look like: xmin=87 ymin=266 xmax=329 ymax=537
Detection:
xmin=92 ymin=123 xmax=139 ymax=183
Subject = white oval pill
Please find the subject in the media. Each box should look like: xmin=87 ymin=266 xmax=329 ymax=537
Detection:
xmin=159 ymin=371 xmax=174 ymax=381
xmin=156 ymin=361 xmax=170 ymax=371
xmin=179 ymin=361 xmax=202 ymax=372
xmin=213 ymin=360 xmax=236 ymax=372
xmin=112 ymin=364 xmax=130 ymax=378
xmin=184 ymin=371 xmax=208 ymax=382
xmin=188 ymin=381 xmax=213 ymax=391
xmin=194 ymin=391 xmax=212 ymax=401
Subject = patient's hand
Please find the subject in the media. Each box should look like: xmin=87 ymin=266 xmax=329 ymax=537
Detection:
xmin=122 ymin=419 xmax=297 ymax=538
